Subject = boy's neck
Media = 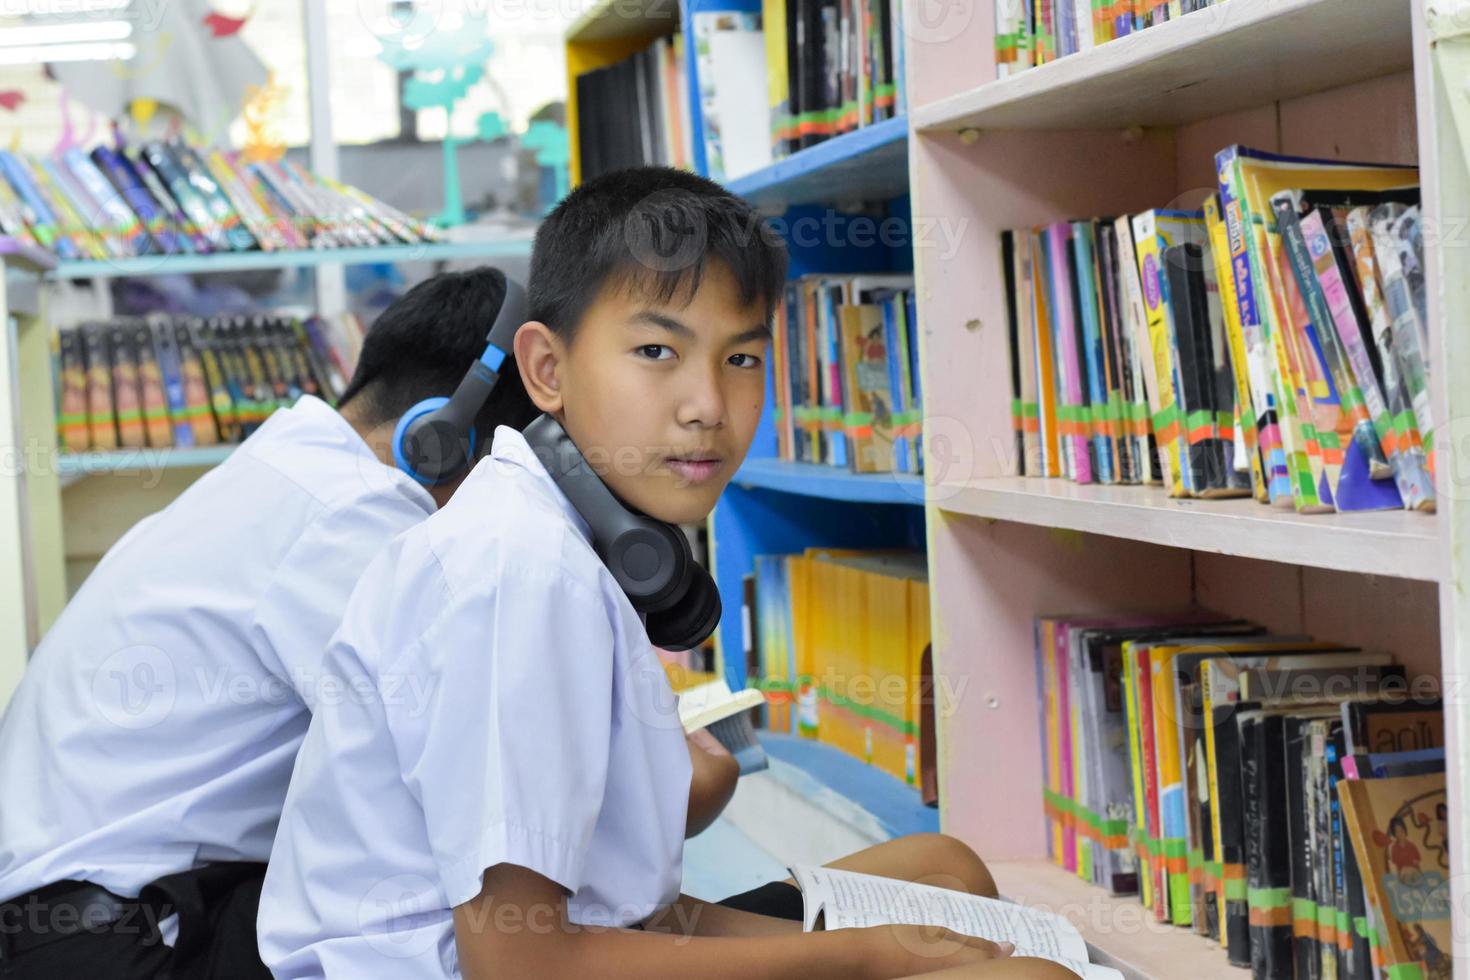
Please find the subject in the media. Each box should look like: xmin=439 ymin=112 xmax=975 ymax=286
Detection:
xmin=338 ymin=401 xmax=458 ymax=509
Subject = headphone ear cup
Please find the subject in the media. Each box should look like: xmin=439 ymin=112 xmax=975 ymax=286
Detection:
xmin=393 ymin=397 xmax=476 ymax=485
xmin=643 ymin=565 xmax=721 ymax=652
xmin=608 ymin=521 xmax=693 ymax=613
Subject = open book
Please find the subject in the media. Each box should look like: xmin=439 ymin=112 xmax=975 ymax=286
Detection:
xmin=790 ymin=865 xmax=1123 ymax=980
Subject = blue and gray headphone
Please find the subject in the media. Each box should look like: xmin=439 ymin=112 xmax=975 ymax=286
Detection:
xmin=390 ymin=273 xmax=720 ymax=651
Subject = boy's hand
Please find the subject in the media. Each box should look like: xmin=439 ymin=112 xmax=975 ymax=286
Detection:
xmin=856 ymin=923 xmax=1016 ymax=979
xmin=685 ymin=730 xmax=740 ymax=837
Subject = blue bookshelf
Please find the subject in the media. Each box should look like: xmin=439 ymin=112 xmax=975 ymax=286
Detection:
xmin=732 ymin=457 xmax=923 ymax=504
xmin=726 ymin=115 xmax=909 ymax=210
xmin=49 ymin=238 xmax=534 ymax=280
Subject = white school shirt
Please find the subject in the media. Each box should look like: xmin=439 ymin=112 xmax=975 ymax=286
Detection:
xmin=258 ymin=425 xmax=693 ymax=980
xmin=0 ymin=395 xmax=437 ymax=905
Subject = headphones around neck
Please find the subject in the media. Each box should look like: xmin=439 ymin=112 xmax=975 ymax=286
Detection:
xmin=391 ymin=273 xmax=721 ymax=651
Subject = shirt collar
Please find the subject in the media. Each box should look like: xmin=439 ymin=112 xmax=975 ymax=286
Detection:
xmin=281 ymin=395 xmax=438 ymax=514
xmin=487 ymin=424 xmax=595 ymax=546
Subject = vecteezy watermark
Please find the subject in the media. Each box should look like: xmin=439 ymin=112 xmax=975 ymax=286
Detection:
xmin=0 ymin=0 xmax=171 ymax=32
xmin=902 ymin=0 xmax=976 ymax=45
xmin=87 ymin=650 xmax=441 ymax=731
xmin=91 ymin=644 xmax=178 ymax=731
xmin=0 ymin=891 xmax=171 ymax=944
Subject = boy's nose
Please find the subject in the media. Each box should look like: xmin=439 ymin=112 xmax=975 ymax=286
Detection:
xmin=675 ymin=369 xmax=727 ymax=429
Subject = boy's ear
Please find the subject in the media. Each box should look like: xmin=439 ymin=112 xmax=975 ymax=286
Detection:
xmin=513 ymin=321 xmax=564 ymax=416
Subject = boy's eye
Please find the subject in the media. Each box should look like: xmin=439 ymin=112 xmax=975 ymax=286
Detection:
xmin=728 ymin=353 xmax=762 ymax=369
xmin=637 ymin=344 xmax=675 ymax=361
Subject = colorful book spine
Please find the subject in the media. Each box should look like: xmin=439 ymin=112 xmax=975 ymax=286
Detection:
xmin=1072 ymin=222 xmax=1116 ymax=483
xmin=1046 ymin=224 xmax=1094 ymax=483
xmin=0 ymin=150 xmax=77 ymax=259
xmin=63 ymin=148 xmax=151 ymax=257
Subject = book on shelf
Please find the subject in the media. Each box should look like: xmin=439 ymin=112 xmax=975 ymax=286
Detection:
xmin=762 ymin=0 xmax=905 ymax=161
xmin=0 ymin=136 xmax=440 ymax=264
xmin=789 ymin=864 xmax=1125 ymax=979
xmin=1001 ymin=145 xmax=1434 ymax=520
xmin=996 ymin=0 xmax=1223 ymax=74
xmin=751 ymin=548 xmax=929 ymax=791
xmin=1037 ymin=610 xmax=1446 ymax=979
xmin=693 ymin=10 xmax=773 ymax=182
xmin=772 ymin=273 xmax=921 ymax=473
xmin=54 ymin=311 xmax=365 ymax=455
xmin=576 ymin=33 xmax=696 ymax=183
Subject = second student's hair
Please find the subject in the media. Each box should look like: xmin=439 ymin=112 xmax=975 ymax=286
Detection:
xmin=338 ymin=266 xmax=539 ymax=440
xmin=528 ymin=166 xmax=789 ymax=338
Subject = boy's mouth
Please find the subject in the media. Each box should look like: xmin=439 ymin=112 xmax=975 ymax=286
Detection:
xmin=663 ymin=452 xmax=725 ymax=485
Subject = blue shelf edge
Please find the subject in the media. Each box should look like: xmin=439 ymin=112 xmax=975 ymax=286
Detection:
xmin=759 ymin=732 xmax=938 ymax=840
xmin=50 ymin=238 xmax=534 ymax=280
xmin=732 ymin=457 xmax=925 ymax=505
xmin=727 ymin=115 xmax=908 ymax=197
xmin=56 ymin=445 xmax=238 ymax=478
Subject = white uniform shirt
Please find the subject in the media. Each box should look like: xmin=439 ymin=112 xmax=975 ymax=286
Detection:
xmin=259 ymin=425 xmax=693 ymax=980
xmin=0 ymin=396 xmax=437 ymax=903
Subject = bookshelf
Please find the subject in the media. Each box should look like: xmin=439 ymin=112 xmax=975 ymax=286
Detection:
xmin=48 ymin=238 xmax=534 ymax=281
xmin=909 ymin=0 xmax=1467 ymax=975
xmin=732 ymin=458 xmax=924 ymax=505
xmin=54 ymin=446 xmax=239 ymax=486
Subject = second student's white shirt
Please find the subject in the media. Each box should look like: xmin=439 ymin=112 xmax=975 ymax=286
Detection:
xmin=0 ymin=396 xmax=437 ymax=905
xmin=259 ymin=425 xmax=693 ymax=980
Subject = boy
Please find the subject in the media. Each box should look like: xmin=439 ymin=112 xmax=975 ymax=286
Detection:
xmin=258 ymin=169 xmax=1076 ymax=980
xmin=0 ymin=269 xmax=538 ymax=979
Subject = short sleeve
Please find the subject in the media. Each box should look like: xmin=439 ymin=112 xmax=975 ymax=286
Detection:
xmin=251 ymin=493 xmax=430 ymax=684
xmin=384 ymin=565 xmax=617 ymax=909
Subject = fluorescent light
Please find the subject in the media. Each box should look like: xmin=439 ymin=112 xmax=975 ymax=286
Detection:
xmin=0 ymin=19 xmax=132 ymax=46
xmin=0 ymin=40 xmax=135 ymax=64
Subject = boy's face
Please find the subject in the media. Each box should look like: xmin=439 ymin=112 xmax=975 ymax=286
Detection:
xmin=550 ymin=261 xmax=770 ymax=525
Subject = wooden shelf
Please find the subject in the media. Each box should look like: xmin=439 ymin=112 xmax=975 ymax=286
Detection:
xmin=727 ymin=115 xmax=909 ymax=209
xmin=934 ymin=477 xmax=1440 ymax=583
xmin=55 ymin=445 xmax=238 ymax=486
xmin=988 ymin=861 xmax=1247 ymax=980
xmin=732 ymin=457 xmax=925 ymax=505
xmin=565 ymin=0 xmax=678 ymax=43
xmin=48 ymin=238 xmax=533 ymax=281
xmin=913 ymin=0 xmax=1412 ymax=133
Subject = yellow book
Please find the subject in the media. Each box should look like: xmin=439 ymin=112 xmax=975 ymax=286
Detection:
xmin=907 ymin=576 xmax=930 ymax=792
xmin=762 ymin=0 xmax=792 ymax=155
xmin=1130 ymin=210 xmax=1208 ymax=496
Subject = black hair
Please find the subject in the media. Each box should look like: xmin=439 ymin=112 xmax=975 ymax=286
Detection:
xmin=338 ymin=266 xmax=539 ymax=440
xmin=529 ymin=166 xmax=789 ymax=339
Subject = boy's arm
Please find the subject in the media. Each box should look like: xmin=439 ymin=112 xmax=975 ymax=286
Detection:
xmin=685 ymin=729 xmax=741 ymax=837
xmin=454 ymin=864 xmax=1014 ymax=980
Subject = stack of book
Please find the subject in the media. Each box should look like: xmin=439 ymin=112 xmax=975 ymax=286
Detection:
xmin=749 ymin=548 xmax=930 ymax=788
xmin=55 ymin=312 xmax=365 ymax=454
xmin=1037 ymin=613 xmax=1447 ymax=980
xmin=996 ymin=0 xmax=1224 ymax=77
xmin=576 ymin=34 xmax=696 ymax=182
xmin=772 ymin=273 xmax=922 ymax=474
xmin=1003 ymin=145 xmax=1432 ymax=516
xmin=761 ymin=0 xmax=908 ymax=160
xmin=0 ymin=137 xmax=440 ymax=263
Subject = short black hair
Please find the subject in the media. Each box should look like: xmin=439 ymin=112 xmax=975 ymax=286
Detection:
xmin=529 ymin=167 xmax=788 ymax=339
xmin=338 ymin=267 xmax=539 ymax=439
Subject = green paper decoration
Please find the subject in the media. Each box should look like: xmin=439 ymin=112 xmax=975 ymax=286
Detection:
xmin=522 ymin=120 xmax=569 ymax=209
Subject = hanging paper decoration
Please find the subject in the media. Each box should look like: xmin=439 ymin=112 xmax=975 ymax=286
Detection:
xmin=521 ymin=120 xmax=570 ymax=209
xmin=240 ymin=72 xmax=288 ymax=163
xmin=377 ymin=18 xmax=497 ymax=227
xmin=0 ymin=91 xmax=24 ymax=112
xmin=203 ymin=1 xmax=255 ymax=38
xmin=476 ymin=111 xmax=507 ymax=142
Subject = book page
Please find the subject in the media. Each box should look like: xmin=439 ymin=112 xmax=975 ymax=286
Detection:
xmin=790 ymin=865 xmax=1122 ymax=980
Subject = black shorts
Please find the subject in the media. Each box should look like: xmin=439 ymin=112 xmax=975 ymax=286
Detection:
xmin=715 ymin=880 xmax=804 ymax=920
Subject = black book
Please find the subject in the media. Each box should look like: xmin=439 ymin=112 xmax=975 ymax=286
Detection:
xmin=1094 ymin=222 xmax=1132 ymax=483
xmin=1002 ymin=231 xmax=1024 ymax=476
xmin=1341 ymin=696 xmax=1444 ymax=756
xmin=1242 ymin=710 xmax=1293 ymax=980
xmin=785 ymin=0 xmax=803 ymax=153
xmin=1285 ymin=716 xmax=1318 ymax=980
xmin=1212 ymin=697 xmax=1253 ymax=966
xmin=1164 ymin=243 xmax=1234 ymax=495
